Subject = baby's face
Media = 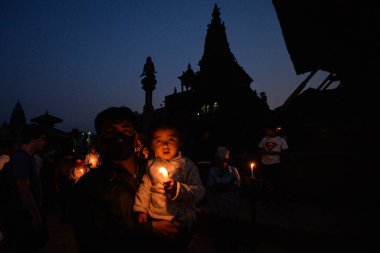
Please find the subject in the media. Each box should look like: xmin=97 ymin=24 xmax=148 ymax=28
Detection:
xmin=152 ymin=128 xmax=180 ymax=160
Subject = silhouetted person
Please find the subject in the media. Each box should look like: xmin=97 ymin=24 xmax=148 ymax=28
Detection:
xmin=141 ymin=145 xmax=153 ymax=161
xmin=207 ymin=146 xmax=241 ymax=253
xmin=258 ymin=126 xmax=288 ymax=208
xmin=0 ymin=141 xmax=15 ymax=251
xmin=0 ymin=142 xmax=13 ymax=171
xmin=55 ymin=152 xmax=74 ymax=223
xmin=84 ymin=146 xmax=101 ymax=169
xmin=134 ymin=133 xmax=152 ymax=161
xmin=70 ymin=106 xmax=180 ymax=253
xmin=2 ymin=124 xmax=49 ymax=252
xmin=69 ymin=158 xmax=89 ymax=185
xmin=189 ymin=128 xmax=217 ymax=186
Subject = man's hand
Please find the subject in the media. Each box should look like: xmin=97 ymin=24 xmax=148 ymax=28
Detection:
xmin=163 ymin=179 xmax=177 ymax=197
xmin=152 ymin=220 xmax=180 ymax=240
xmin=137 ymin=213 xmax=148 ymax=224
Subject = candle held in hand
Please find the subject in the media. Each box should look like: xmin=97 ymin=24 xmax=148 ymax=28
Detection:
xmin=158 ymin=167 xmax=169 ymax=180
xmin=250 ymin=162 xmax=255 ymax=179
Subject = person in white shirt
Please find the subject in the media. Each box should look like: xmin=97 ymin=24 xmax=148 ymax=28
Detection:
xmin=258 ymin=126 xmax=288 ymax=207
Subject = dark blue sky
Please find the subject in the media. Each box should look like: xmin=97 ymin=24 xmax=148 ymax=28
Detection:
xmin=1 ymin=0 xmax=329 ymax=132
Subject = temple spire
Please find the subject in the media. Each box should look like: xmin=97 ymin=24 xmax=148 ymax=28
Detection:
xmin=199 ymin=4 xmax=236 ymax=72
xmin=9 ymin=100 xmax=26 ymax=138
xmin=211 ymin=4 xmax=222 ymax=26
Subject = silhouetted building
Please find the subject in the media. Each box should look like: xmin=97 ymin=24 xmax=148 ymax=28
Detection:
xmin=272 ymin=0 xmax=380 ymax=152
xmin=31 ymin=110 xmax=63 ymax=128
xmin=144 ymin=4 xmax=271 ymax=152
xmin=31 ymin=110 xmax=70 ymax=150
xmin=0 ymin=103 xmax=71 ymax=152
xmin=8 ymin=101 xmax=27 ymax=139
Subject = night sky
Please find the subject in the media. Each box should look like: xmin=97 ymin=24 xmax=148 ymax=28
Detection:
xmin=1 ymin=0 xmax=329 ymax=132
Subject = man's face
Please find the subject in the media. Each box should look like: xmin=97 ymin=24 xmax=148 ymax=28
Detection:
xmin=100 ymin=119 xmax=135 ymax=139
xmin=265 ymin=128 xmax=276 ymax=138
xmin=99 ymin=119 xmax=136 ymax=161
xmin=215 ymin=156 xmax=228 ymax=169
xmin=33 ymin=134 xmax=47 ymax=151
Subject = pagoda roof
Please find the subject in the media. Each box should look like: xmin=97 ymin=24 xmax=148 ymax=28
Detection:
xmin=31 ymin=110 xmax=63 ymax=125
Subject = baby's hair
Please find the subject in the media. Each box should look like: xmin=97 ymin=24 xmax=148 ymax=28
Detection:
xmin=148 ymin=119 xmax=183 ymax=144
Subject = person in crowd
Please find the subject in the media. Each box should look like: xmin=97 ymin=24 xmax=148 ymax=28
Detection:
xmin=134 ymin=133 xmax=153 ymax=161
xmin=0 ymin=142 xmax=15 ymax=251
xmin=0 ymin=142 xmax=13 ymax=171
xmin=258 ymin=126 xmax=288 ymax=208
xmin=2 ymin=124 xmax=49 ymax=252
xmin=55 ymin=151 xmax=75 ymax=223
xmin=133 ymin=120 xmax=205 ymax=252
xmin=69 ymin=158 xmax=89 ymax=184
xmin=84 ymin=145 xmax=101 ymax=169
xmin=207 ymin=146 xmax=241 ymax=253
xmin=70 ymin=106 xmax=181 ymax=253
xmin=141 ymin=145 xmax=153 ymax=160
xmin=188 ymin=128 xmax=217 ymax=186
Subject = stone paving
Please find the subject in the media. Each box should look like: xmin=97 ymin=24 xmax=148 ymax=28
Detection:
xmin=1 ymin=169 xmax=377 ymax=253
xmin=24 ymin=195 xmax=375 ymax=253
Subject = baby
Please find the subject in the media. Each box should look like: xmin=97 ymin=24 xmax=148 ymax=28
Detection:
xmin=133 ymin=120 xmax=205 ymax=249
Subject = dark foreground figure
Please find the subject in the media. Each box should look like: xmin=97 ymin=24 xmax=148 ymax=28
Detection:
xmin=70 ymin=106 xmax=182 ymax=253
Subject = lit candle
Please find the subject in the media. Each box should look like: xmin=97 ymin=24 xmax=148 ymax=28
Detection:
xmin=158 ymin=167 xmax=169 ymax=181
xmin=74 ymin=167 xmax=85 ymax=180
xmin=250 ymin=162 xmax=255 ymax=179
xmin=90 ymin=158 xmax=96 ymax=167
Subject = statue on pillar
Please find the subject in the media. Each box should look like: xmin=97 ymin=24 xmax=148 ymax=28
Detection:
xmin=140 ymin=56 xmax=156 ymax=78
xmin=140 ymin=56 xmax=157 ymax=121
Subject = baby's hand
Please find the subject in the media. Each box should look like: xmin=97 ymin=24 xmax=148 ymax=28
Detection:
xmin=137 ymin=213 xmax=148 ymax=223
xmin=163 ymin=179 xmax=177 ymax=198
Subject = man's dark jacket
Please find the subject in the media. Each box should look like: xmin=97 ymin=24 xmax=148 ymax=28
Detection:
xmin=71 ymin=159 xmax=151 ymax=253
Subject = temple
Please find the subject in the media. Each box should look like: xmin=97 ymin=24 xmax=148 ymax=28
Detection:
xmin=142 ymin=4 xmax=271 ymax=151
xmin=0 ymin=102 xmax=70 ymax=149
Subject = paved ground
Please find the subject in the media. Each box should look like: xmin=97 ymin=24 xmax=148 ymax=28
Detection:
xmin=1 ymin=152 xmax=378 ymax=252
xmin=2 ymin=193 xmax=374 ymax=253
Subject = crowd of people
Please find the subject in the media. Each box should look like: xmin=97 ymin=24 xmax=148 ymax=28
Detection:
xmin=0 ymin=105 xmax=288 ymax=253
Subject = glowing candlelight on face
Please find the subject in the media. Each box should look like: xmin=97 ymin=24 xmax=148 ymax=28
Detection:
xmin=158 ymin=167 xmax=168 ymax=180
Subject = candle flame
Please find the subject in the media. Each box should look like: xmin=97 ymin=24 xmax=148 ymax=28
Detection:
xmin=250 ymin=162 xmax=255 ymax=169
xmin=158 ymin=167 xmax=168 ymax=179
